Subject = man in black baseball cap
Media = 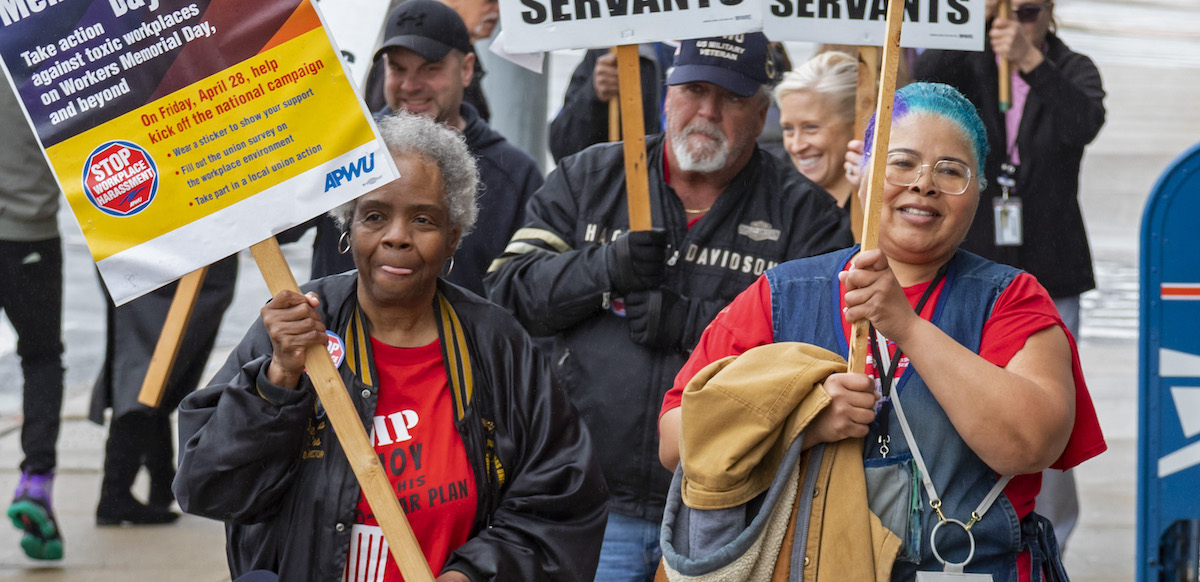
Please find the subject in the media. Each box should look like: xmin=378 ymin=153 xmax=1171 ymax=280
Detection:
xmin=374 ymin=0 xmax=474 ymax=65
xmin=485 ymin=32 xmax=849 ymax=582
xmin=375 ymin=0 xmax=475 ymax=129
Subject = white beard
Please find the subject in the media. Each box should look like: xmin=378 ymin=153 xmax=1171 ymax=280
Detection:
xmin=669 ymin=118 xmax=731 ymax=173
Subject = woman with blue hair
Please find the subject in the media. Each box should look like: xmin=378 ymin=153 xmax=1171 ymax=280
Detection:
xmin=659 ymin=82 xmax=1105 ymax=580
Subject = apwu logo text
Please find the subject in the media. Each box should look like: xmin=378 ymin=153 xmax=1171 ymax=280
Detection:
xmin=324 ymin=152 xmax=376 ymax=192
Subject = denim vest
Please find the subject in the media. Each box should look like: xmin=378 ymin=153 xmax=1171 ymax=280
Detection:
xmin=766 ymin=247 xmax=1024 ymax=581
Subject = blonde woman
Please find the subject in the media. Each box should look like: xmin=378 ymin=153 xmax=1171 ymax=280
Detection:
xmin=773 ymin=51 xmax=858 ymax=207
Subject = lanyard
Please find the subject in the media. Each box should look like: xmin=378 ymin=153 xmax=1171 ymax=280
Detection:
xmin=869 ymin=262 xmax=948 ymax=457
xmin=890 ymin=373 xmax=1013 ymax=571
xmin=866 ymin=261 xmax=1013 ymax=571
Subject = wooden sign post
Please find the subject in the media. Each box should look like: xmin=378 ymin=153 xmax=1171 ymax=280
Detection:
xmin=251 ymin=237 xmax=435 ymax=582
xmin=136 ymin=267 xmax=208 ymax=407
xmin=848 ymin=0 xmax=905 ymax=374
xmin=852 ymin=46 xmax=881 ymax=243
xmin=609 ymin=48 xmax=622 ymax=143
xmin=615 ymin=44 xmax=654 ymax=232
xmin=997 ymin=0 xmax=1013 ymax=112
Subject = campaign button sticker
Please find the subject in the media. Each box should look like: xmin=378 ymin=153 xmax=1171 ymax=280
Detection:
xmin=81 ymin=140 xmax=159 ymax=217
xmin=326 ymin=330 xmax=346 ymax=369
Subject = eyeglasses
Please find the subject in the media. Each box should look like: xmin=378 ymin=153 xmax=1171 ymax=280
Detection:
xmin=1014 ymin=2 xmax=1051 ymax=23
xmin=885 ymin=152 xmax=973 ymax=195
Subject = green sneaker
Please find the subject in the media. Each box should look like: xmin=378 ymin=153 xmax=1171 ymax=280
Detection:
xmin=7 ymin=471 xmax=63 ymax=561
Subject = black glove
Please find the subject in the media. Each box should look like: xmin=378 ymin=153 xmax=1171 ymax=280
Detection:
xmin=625 ymin=289 xmax=690 ymax=350
xmin=607 ymin=229 xmax=668 ymax=295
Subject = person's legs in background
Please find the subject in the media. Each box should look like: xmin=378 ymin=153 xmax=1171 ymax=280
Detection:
xmin=593 ymin=512 xmax=662 ymax=582
xmin=143 ymin=410 xmax=176 ymax=510
xmin=1037 ymin=294 xmax=1083 ymax=551
xmin=91 ymin=255 xmax=235 ymax=525
xmin=1 ymin=238 xmax=66 ymax=560
xmin=97 ymin=411 xmax=179 ymax=525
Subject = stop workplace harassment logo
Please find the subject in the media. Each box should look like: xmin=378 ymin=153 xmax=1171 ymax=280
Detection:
xmin=81 ymin=140 xmax=159 ymax=217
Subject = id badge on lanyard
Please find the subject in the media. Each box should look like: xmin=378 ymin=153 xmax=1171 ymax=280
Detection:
xmin=913 ymin=517 xmax=995 ymax=581
xmin=993 ymin=162 xmax=1022 ymax=247
xmin=917 ymin=572 xmax=994 ymax=581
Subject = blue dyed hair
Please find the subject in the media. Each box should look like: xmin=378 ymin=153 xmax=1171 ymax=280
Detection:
xmin=863 ymin=82 xmax=989 ymax=190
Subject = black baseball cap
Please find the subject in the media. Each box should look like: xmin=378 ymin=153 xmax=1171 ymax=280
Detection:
xmin=374 ymin=0 xmax=472 ymax=63
xmin=667 ymin=33 xmax=778 ymax=97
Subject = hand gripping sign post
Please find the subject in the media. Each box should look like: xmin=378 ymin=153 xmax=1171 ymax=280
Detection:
xmin=0 ymin=1 xmax=433 ymax=579
xmin=499 ymin=0 xmax=762 ymax=231
xmin=846 ymin=0 xmax=904 ymax=375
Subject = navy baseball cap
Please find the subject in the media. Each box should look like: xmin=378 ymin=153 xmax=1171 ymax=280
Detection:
xmin=374 ymin=0 xmax=472 ymax=63
xmin=667 ymin=33 xmax=778 ymax=97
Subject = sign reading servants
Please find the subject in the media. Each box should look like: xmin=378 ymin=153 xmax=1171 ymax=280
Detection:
xmin=764 ymin=0 xmax=985 ymax=51
xmin=0 ymin=0 xmax=398 ymax=304
xmin=498 ymin=0 xmax=763 ymax=52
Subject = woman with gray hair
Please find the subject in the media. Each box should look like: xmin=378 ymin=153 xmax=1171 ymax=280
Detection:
xmin=173 ymin=113 xmax=608 ymax=582
xmin=773 ymin=51 xmax=859 ymax=208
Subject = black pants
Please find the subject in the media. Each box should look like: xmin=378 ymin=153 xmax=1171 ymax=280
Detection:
xmin=0 ymin=238 xmax=64 ymax=475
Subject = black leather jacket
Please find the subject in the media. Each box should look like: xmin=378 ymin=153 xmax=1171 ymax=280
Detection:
xmin=484 ymin=135 xmax=852 ymax=523
xmin=174 ymin=274 xmax=608 ymax=581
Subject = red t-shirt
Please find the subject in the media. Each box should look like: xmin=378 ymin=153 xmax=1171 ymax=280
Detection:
xmin=343 ymin=338 xmax=477 ymax=582
xmin=660 ymin=263 xmax=1105 ymax=579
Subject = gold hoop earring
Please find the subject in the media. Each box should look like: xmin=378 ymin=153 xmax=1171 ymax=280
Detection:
xmin=337 ymin=231 xmax=351 ymax=255
xmin=442 ymin=256 xmax=455 ymax=277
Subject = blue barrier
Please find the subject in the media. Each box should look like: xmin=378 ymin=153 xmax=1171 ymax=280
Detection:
xmin=1139 ymin=141 xmax=1200 ymax=581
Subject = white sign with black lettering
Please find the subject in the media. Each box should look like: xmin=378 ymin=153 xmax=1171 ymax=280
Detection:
xmin=316 ymin=0 xmax=389 ymax=86
xmin=497 ymin=0 xmax=762 ymax=53
xmin=763 ymin=0 xmax=985 ymax=51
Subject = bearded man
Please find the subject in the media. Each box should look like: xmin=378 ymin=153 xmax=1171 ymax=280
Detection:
xmin=484 ymin=33 xmax=851 ymax=581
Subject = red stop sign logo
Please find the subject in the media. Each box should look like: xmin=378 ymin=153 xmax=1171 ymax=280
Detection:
xmin=82 ymin=140 xmax=159 ymax=217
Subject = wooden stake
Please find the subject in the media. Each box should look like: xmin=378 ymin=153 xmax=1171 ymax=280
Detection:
xmin=249 ymin=237 xmax=434 ymax=582
xmin=608 ymin=48 xmax=621 ymax=142
xmin=998 ymin=0 xmax=1012 ymax=112
xmin=852 ymin=46 xmax=880 ymax=244
xmin=136 ymin=266 xmax=207 ymax=408
xmin=609 ymin=99 xmax=621 ymax=142
xmin=616 ymin=44 xmax=653 ymax=231
xmin=848 ymin=0 xmax=905 ymax=375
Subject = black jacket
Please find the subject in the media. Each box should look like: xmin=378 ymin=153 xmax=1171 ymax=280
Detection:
xmin=914 ymin=33 xmax=1105 ymax=298
xmin=483 ymin=135 xmax=852 ymax=522
xmin=282 ymin=102 xmax=542 ymax=295
xmin=548 ymin=45 xmax=666 ymax=164
xmin=174 ymin=275 xmax=607 ymax=581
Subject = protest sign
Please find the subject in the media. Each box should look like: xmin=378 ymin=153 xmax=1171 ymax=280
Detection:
xmin=764 ymin=0 xmax=985 ymax=52
xmin=497 ymin=0 xmax=762 ymax=53
xmin=317 ymin=0 xmax=389 ymax=86
xmin=0 ymin=0 xmax=399 ymax=305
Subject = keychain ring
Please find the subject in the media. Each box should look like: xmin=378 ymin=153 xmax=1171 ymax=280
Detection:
xmin=930 ymin=518 xmax=976 ymax=568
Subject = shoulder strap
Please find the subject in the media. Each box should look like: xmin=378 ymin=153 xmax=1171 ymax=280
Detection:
xmin=343 ymin=306 xmax=375 ymax=387
xmin=434 ymin=292 xmax=474 ymax=422
xmin=434 ymin=292 xmax=506 ymax=490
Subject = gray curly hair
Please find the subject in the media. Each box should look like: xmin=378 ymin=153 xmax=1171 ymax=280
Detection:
xmin=330 ymin=113 xmax=479 ymax=243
